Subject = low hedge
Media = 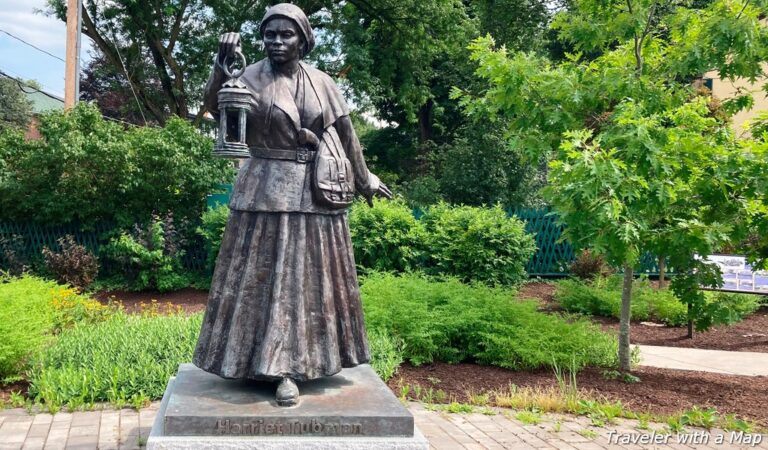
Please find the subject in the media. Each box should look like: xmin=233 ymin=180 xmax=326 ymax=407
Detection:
xmin=554 ymin=276 xmax=760 ymax=326
xmin=361 ymin=272 xmax=617 ymax=370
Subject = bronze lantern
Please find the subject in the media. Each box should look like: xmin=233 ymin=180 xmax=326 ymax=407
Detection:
xmin=213 ymin=51 xmax=253 ymax=159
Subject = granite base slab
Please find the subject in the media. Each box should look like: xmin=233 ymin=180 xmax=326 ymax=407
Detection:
xmin=147 ymin=364 xmax=428 ymax=450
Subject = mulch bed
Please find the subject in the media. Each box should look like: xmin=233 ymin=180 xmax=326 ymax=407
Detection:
xmin=520 ymin=282 xmax=768 ymax=353
xmin=388 ymin=362 xmax=768 ymax=426
xmin=92 ymin=288 xmax=209 ymax=314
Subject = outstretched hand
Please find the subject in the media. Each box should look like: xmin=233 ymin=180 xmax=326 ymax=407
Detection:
xmin=366 ymin=182 xmax=393 ymax=207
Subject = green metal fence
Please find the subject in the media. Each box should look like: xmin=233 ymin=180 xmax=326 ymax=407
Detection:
xmin=0 ymin=208 xmax=662 ymax=277
xmin=511 ymin=208 xmax=574 ymax=276
xmin=0 ymin=222 xmax=208 ymax=274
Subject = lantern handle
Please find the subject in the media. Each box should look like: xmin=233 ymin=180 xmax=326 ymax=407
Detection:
xmin=219 ymin=50 xmax=247 ymax=79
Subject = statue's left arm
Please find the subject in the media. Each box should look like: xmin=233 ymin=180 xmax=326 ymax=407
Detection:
xmin=334 ymin=116 xmax=392 ymax=206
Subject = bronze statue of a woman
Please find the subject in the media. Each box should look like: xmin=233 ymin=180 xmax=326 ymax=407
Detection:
xmin=192 ymin=3 xmax=392 ymax=407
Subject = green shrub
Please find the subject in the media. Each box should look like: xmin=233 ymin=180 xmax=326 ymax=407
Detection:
xmin=198 ymin=205 xmax=230 ymax=274
xmin=555 ymin=276 xmax=686 ymax=325
xmin=0 ymin=103 xmax=232 ymax=227
xmin=554 ymin=277 xmax=759 ymax=327
xmin=0 ymin=275 xmax=107 ymax=378
xmin=361 ymin=272 xmax=617 ymax=370
xmin=28 ymin=312 xmax=202 ymax=409
xmin=349 ymin=199 xmax=426 ymax=273
xmin=101 ymin=214 xmax=191 ymax=292
xmin=421 ymin=203 xmax=536 ymax=286
xmin=366 ymin=330 xmax=404 ymax=381
xmin=702 ymin=291 xmax=761 ymax=325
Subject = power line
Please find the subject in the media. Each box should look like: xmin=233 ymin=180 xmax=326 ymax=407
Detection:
xmin=0 ymin=28 xmax=65 ymax=63
xmin=0 ymin=69 xmax=64 ymax=103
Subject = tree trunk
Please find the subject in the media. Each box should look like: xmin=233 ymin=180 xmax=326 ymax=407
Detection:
xmin=658 ymin=256 xmax=666 ymax=288
xmin=619 ymin=263 xmax=634 ymax=372
xmin=417 ymin=100 xmax=433 ymax=144
xmin=687 ymin=303 xmax=694 ymax=339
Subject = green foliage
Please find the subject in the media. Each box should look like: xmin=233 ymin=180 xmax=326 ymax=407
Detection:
xmin=554 ymin=277 xmax=760 ymax=327
xmin=197 ymin=205 xmax=230 ymax=274
xmin=0 ymin=275 xmax=107 ymax=378
xmin=366 ymin=330 xmax=404 ymax=382
xmin=435 ymin=123 xmax=546 ymax=208
xmin=361 ymin=272 xmax=618 ymax=370
xmin=555 ymin=276 xmax=687 ymax=325
xmin=201 ymin=200 xmax=537 ymax=285
xmin=457 ymin=0 xmax=768 ymax=353
xmin=28 ymin=312 xmax=201 ymax=409
xmin=421 ymin=203 xmax=536 ymax=286
xmin=0 ymin=103 xmax=232 ymax=227
xmin=0 ymin=275 xmax=57 ymax=378
xmin=0 ymin=77 xmax=33 ymax=131
xmin=349 ymin=199 xmax=426 ymax=273
xmin=101 ymin=214 xmax=191 ymax=292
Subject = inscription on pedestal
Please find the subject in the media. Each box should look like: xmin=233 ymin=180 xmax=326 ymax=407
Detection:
xmin=215 ymin=419 xmax=364 ymax=436
xmin=163 ymin=364 xmax=415 ymax=437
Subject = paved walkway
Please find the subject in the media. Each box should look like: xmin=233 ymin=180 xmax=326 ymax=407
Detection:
xmin=1 ymin=402 xmax=766 ymax=450
xmin=637 ymin=345 xmax=768 ymax=376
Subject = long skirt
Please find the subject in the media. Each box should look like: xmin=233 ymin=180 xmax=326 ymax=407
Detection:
xmin=192 ymin=210 xmax=370 ymax=381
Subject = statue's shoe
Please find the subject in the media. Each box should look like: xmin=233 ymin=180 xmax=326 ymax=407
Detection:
xmin=276 ymin=377 xmax=299 ymax=406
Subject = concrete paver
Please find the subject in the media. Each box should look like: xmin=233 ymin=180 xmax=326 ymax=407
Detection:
xmin=0 ymin=402 xmax=767 ymax=449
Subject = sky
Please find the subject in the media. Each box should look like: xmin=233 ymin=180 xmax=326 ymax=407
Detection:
xmin=0 ymin=0 xmax=92 ymax=98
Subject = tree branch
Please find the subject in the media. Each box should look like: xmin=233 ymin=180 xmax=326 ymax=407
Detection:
xmin=79 ymin=2 xmax=166 ymax=123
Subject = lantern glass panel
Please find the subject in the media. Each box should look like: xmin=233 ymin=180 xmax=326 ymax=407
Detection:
xmin=225 ymin=109 xmax=241 ymax=143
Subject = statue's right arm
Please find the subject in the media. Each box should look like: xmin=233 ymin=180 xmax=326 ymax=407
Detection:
xmin=204 ymin=32 xmax=242 ymax=118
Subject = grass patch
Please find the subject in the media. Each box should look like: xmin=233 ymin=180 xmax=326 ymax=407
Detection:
xmin=361 ymin=272 xmax=618 ymax=371
xmin=28 ymin=311 xmax=202 ymax=412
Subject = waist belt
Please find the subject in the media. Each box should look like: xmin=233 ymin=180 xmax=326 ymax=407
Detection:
xmin=250 ymin=147 xmax=316 ymax=163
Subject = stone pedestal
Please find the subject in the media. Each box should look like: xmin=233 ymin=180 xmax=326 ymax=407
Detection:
xmin=147 ymin=364 xmax=428 ymax=449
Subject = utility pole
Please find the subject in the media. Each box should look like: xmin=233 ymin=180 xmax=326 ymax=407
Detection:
xmin=64 ymin=0 xmax=82 ymax=109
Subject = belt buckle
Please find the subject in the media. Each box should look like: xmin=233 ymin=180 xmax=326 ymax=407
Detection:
xmin=296 ymin=148 xmax=310 ymax=163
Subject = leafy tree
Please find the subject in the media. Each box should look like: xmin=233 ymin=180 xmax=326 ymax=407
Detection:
xmin=0 ymin=77 xmax=34 ymax=131
xmin=456 ymin=0 xmax=768 ymax=371
xmin=79 ymin=51 xmax=164 ymax=125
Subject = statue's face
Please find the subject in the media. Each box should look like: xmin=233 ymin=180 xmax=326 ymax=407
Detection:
xmin=263 ymin=18 xmax=303 ymax=64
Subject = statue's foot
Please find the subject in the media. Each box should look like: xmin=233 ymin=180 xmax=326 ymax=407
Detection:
xmin=276 ymin=377 xmax=299 ymax=407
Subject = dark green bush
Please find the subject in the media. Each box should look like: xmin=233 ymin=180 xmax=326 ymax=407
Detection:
xmin=0 ymin=103 xmax=232 ymax=227
xmin=421 ymin=203 xmax=536 ymax=286
xmin=554 ymin=276 xmax=760 ymax=326
xmin=197 ymin=205 xmax=230 ymax=274
xmin=361 ymin=272 xmax=617 ymax=370
xmin=100 ymin=214 xmax=192 ymax=292
xmin=349 ymin=199 xmax=426 ymax=273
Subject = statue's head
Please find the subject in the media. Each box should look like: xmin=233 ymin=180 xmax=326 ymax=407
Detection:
xmin=260 ymin=3 xmax=315 ymax=62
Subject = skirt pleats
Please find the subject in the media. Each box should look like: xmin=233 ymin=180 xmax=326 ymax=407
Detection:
xmin=193 ymin=210 xmax=370 ymax=381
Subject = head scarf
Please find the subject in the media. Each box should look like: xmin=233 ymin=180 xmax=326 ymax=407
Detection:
xmin=260 ymin=3 xmax=315 ymax=57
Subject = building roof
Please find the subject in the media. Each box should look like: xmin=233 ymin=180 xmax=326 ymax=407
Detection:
xmin=20 ymin=85 xmax=64 ymax=113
